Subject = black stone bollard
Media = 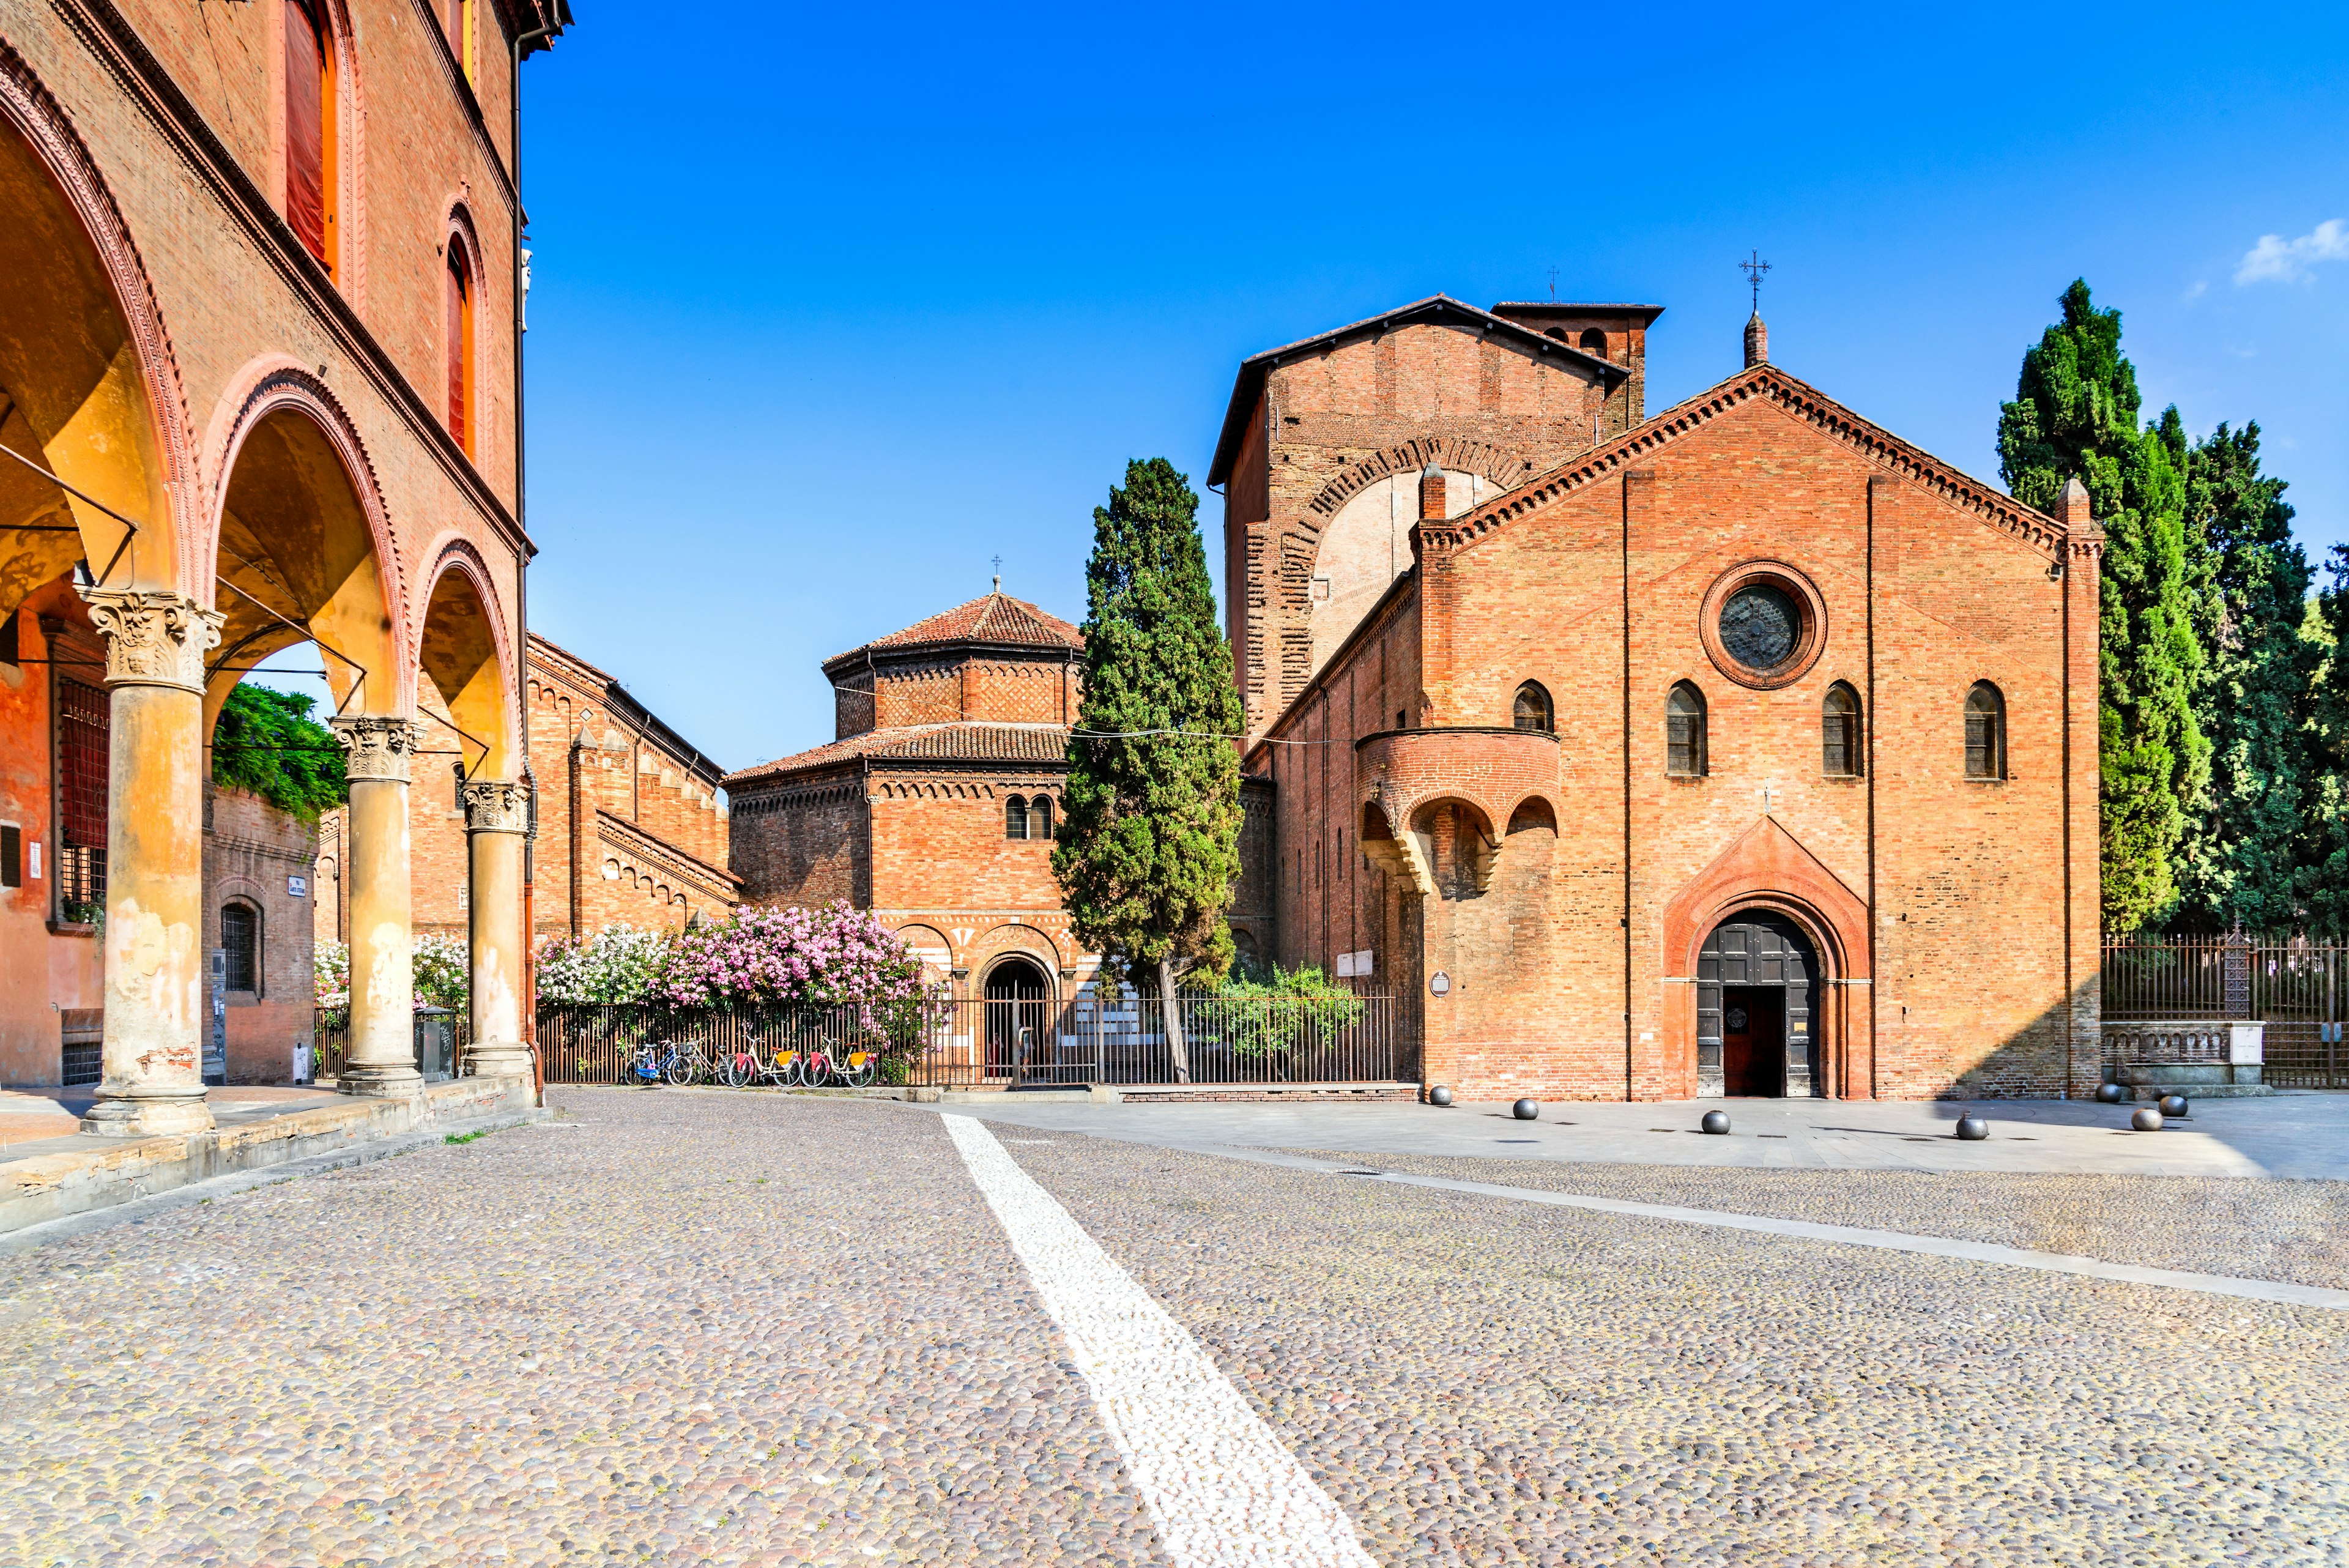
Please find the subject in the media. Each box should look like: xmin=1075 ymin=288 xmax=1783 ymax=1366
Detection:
xmin=1511 ymin=1098 xmax=1540 ymax=1121
xmin=1700 ymin=1109 xmax=1731 ymax=1135
xmin=1954 ymin=1115 xmax=1989 ymax=1141
xmin=2159 ymin=1094 xmax=2190 ymax=1119
xmin=1428 ymin=1085 xmax=1455 ymax=1107
xmin=2095 ymin=1082 xmax=2126 ymax=1104
xmin=2131 ymin=1106 xmax=2165 ymax=1132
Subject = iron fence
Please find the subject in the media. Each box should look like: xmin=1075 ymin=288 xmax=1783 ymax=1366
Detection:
xmin=2101 ymin=937 xmax=2348 ymax=1088
xmin=902 ymin=990 xmax=1406 ymax=1088
xmin=309 ymin=1009 xmax=471 ymax=1085
xmin=530 ymin=989 xmax=1406 ymax=1090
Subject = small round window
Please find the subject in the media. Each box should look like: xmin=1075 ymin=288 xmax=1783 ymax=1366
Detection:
xmin=1719 ymin=583 xmax=1801 ymax=672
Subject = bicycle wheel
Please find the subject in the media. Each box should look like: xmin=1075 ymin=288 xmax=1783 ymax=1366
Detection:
xmin=837 ymin=1050 xmax=876 ymax=1089
xmin=718 ymin=1049 xmax=754 ymax=1089
xmin=801 ymin=1053 xmax=829 ymax=1089
xmin=663 ymin=1045 xmax=696 ymax=1087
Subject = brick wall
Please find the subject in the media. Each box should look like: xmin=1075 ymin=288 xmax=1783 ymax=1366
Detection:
xmin=1256 ymin=366 xmax=2099 ymax=1101
xmin=202 ymin=786 xmax=319 ymax=1083
xmin=1225 ymin=319 xmax=1612 ymax=736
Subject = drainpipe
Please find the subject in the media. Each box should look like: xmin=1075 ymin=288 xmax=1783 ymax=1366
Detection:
xmin=510 ymin=12 xmax=560 ymax=1058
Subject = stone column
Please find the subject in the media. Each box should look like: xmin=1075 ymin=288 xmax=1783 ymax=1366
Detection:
xmin=460 ymin=779 xmax=532 ymax=1079
xmin=332 ymin=715 xmax=423 ymax=1098
xmin=78 ymin=589 xmax=223 ymax=1138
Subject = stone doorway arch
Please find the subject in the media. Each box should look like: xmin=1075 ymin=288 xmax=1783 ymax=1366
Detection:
xmin=1697 ymin=912 xmax=1820 ymax=1099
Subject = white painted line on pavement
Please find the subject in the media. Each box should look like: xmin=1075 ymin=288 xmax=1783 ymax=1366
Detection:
xmin=1177 ymin=1145 xmax=2349 ymax=1313
xmin=942 ymin=1114 xmax=1378 ymax=1568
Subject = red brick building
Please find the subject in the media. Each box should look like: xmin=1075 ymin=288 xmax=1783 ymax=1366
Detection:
xmin=727 ymin=588 xmax=1096 ymax=1011
xmin=1220 ymin=296 xmax=2102 ymax=1102
xmin=318 ymin=632 xmax=737 ymax=945
xmin=1 ymin=3 xmax=568 ymax=1114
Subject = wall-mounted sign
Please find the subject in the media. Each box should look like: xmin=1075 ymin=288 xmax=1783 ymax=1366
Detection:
xmin=287 ymin=874 xmax=308 ymax=898
xmin=1430 ymin=971 xmax=1451 ymax=996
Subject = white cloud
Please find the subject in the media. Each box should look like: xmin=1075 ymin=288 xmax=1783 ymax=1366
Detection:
xmin=2235 ymin=218 xmax=2349 ymax=284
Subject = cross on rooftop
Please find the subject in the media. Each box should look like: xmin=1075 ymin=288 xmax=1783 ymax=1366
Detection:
xmin=991 ymin=554 xmax=1002 ymax=592
xmin=1740 ymin=250 xmax=1772 ymax=313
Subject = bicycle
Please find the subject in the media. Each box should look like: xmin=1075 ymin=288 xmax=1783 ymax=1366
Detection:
xmin=715 ymin=1040 xmax=762 ymax=1088
xmin=800 ymin=1041 xmax=879 ymax=1090
xmin=629 ymin=1039 xmax=702 ymax=1088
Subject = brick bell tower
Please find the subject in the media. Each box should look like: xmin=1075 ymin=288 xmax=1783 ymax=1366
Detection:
xmin=1207 ymin=294 xmax=1663 ymax=740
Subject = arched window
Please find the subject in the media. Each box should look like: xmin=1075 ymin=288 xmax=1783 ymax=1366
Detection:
xmin=1965 ymin=683 xmax=2006 ymax=779
xmin=1579 ymin=327 xmax=1609 ymax=361
xmin=1666 ymin=683 xmax=1707 ymax=776
xmin=1822 ymin=683 xmax=1862 ymax=777
xmin=283 ymin=0 xmax=335 ymax=270
xmin=223 ymin=902 xmax=259 ymax=994
xmin=1028 ymin=795 xmax=1054 ymax=841
xmin=445 ymin=235 xmax=474 ymax=453
xmin=1004 ymin=795 xmax=1028 ymax=839
xmin=1513 ymin=680 xmax=1554 ymax=734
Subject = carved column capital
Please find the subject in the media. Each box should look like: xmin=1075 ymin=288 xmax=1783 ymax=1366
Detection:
xmin=77 ymin=587 xmax=223 ymax=694
xmin=461 ymin=778 xmax=530 ymax=834
xmin=330 ymin=715 xmax=423 ymax=783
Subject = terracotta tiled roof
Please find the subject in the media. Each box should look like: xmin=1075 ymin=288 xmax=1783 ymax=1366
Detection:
xmin=726 ymin=723 xmax=1071 ymax=787
xmin=828 ymin=592 xmax=1082 ymax=667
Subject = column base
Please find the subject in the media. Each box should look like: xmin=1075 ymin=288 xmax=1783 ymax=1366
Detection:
xmin=338 ymin=1062 xmax=426 ymax=1099
xmin=462 ymin=1041 xmax=535 ymax=1081
xmin=80 ymin=1090 xmax=215 ymax=1139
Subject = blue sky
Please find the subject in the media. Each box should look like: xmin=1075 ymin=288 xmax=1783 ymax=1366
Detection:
xmin=474 ymin=1 xmax=2348 ymax=776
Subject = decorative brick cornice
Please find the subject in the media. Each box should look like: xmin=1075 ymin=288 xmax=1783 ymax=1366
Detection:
xmin=593 ymin=810 xmax=741 ymax=897
xmin=331 ymin=716 xmax=423 ymax=783
xmin=1420 ymin=365 xmax=2080 ymax=564
xmin=79 ymin=588 xmax=222 ymax=693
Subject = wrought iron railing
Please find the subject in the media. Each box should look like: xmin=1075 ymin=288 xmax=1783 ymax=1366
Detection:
xmin=529 ymin=989 xmax=1406 ymax=1089
xmin=308 ymin=1009 xmax=471 ymax=1084
xmin=2100 ymin=937 xmax=2347 ymax=1088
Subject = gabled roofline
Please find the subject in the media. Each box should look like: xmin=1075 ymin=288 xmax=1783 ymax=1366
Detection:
xmin=1422 ymin=361 xmax=2087 ymax=563
xmin=1207 ymin=294 xmax=1628 ymax=486
xmin=529 ymin=631 xmax=730 ymax=792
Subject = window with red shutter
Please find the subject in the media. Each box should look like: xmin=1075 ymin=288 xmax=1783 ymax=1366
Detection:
xmin=284 ymin=0 xmax=328 ymax=264
xmin=445 ymin=242 xmax=471 ymax=447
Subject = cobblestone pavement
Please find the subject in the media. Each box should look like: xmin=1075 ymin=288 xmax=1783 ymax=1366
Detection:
xmin=1270 ymin=1148 xmax=2349 ymax=1293
xmin=3 ymin=1091 xmax=2345 ymax=1566
xmin=0 ymin=1091 xmax=1166 ymax=1568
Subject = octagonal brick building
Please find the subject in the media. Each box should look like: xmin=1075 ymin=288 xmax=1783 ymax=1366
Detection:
xmin=725 ymin=587 xmax=1097 ymax=1008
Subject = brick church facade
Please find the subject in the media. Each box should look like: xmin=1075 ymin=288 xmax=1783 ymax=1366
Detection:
xmin=729 ymin=292 xmax=2101 ymax=1103
xmin=727 ymin=590 xmax=1093 ymax=1007
xmin=1220 ymin=295 xmax=2101 ymax=1101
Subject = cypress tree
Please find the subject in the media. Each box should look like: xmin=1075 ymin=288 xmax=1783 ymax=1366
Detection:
xmin=1997 ymin=280 xmax=2208 ymax=932
xmin=1052 ymin=458 xmax=1245 ymax=1080
xmin=2173 ymin=421 xmax=2316 ymax=932
xmin=2305 ymin=548 xmax=2349 ymax=934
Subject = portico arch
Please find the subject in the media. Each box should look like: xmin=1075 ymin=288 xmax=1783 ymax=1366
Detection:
xmin=202 ymin=376 xmax=415 ymax=1097
xmin=416 ymin=548 xmax=527 ymax=1079
xmin=0 ymin=49 xmax=193 ymax=598
xmin=1 ymin=76 xmax=216 ymax=1133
